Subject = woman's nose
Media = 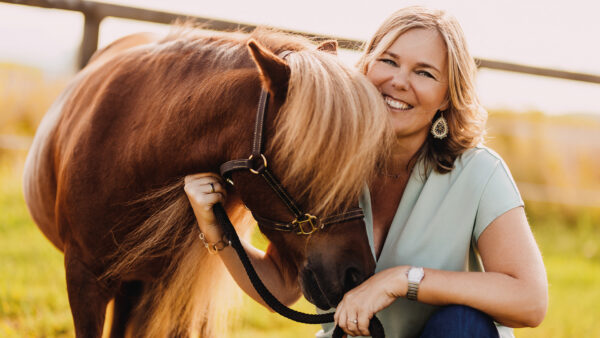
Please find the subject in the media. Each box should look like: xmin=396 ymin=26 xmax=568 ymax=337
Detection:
xmin=390 ymin=70 xmax=410 ymax=91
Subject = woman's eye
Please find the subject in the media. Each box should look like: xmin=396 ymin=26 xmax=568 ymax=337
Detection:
xmin=378 ymin=58 xmax=397 ymax=67
xmin=417 ymin=70 xmax=435 ymax=79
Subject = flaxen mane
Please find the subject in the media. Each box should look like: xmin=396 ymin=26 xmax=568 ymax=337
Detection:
xmin=102 ymin=27 xmax=393 ymax=337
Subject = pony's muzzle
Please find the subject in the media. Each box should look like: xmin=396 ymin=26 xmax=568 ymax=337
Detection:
xmin=300 ymin=260 xmax=371 ymax=310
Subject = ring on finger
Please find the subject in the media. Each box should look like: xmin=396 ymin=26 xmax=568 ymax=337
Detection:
xmin=350 ymin=319 xmax=358 ymax=324
xmin=209 ymin=182 xmax=215 ymax=193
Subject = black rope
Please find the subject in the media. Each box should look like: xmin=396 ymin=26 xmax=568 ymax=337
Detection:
xmin=213 ymin=203 xmax=385 ymax=337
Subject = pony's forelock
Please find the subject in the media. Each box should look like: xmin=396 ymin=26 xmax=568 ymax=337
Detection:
xmin=269 ymin=50 xmax=394 ymax=216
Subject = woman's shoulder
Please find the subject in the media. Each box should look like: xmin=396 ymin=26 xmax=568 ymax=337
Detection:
xmin=441 ymin=145 xmax=516 ymax=187
xmin=456 ymin=145 xmax=506 ymax=171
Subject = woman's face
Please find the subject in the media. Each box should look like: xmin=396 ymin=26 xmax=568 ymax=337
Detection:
xmin=367 ymin=28 xmax=449 ymax=141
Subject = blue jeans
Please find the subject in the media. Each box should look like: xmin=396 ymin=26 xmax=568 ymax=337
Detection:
xmin=420 ymin=305 xmax=500 ymax=338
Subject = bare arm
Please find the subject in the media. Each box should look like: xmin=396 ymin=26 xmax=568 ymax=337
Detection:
xmin=418 ymin=206 xmax=548 ymax=327
xmin=335 ymin=207 xmax=548 ymax=336
xmin=184 ymin=173 xmax=302 ymax=309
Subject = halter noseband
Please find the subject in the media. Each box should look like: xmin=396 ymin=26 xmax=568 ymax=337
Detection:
xmin=220 ymin=51 xmax=364 ymax=235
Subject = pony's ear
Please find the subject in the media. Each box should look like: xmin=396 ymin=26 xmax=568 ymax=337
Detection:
xmin=316 ymin=40 xmax=338 ymax=55
xmin=247 ymin=39 xmax=290 ymax=98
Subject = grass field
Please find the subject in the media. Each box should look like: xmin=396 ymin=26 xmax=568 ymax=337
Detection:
xmin=1 ymin=154 xmax=599 ymax=337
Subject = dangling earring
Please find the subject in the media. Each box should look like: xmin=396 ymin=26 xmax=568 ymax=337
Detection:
xmin=431 ymin=111 xmax=448 ymax=139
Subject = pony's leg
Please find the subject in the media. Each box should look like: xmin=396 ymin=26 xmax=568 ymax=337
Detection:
xmin=109 ymin=281 xmax=144 ymax=338
xmin=64 ymin=248 xmax=112 ymax=338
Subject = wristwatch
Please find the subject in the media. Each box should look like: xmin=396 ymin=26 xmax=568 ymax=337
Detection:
xmin=406 ymin=266 xmax=425 ymax=301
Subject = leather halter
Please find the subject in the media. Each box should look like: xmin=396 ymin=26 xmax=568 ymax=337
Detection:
xmin=220 ymin=53 xmax=364 ymax=235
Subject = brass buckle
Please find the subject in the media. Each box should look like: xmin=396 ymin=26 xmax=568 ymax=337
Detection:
xmin=292 ymin=214 xmax=319 ymax=235
xmin=248 ymin=154 xmax=268 ymax=174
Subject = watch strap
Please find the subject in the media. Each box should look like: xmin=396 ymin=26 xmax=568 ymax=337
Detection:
xmin=406 ymin=281 xmax=419 ymax=301
xmin=406 ymin=266 xmax=424 ymax=301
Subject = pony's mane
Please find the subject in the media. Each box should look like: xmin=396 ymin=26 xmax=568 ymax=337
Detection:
xmin=270 ymin=49 xmax=395 ymax=216
xmin=159 ymin=23 xmax=315 ymax=57
xmin=160 ymin=24 xmax=395 ymax=216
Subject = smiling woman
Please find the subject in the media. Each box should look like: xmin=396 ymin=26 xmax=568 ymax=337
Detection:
xmin=320 ymin=6 xmax=547 ymax=338
xmin=365 ymin=28 xmax=450 ymax=146
xmin=356 ymin=7 xmax=485 ymax=175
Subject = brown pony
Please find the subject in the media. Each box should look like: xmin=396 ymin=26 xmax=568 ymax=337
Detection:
xmin=23 ymin=26 xmax=393 ymax=337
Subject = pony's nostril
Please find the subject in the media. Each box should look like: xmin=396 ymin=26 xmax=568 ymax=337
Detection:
xmin=343 ymin=266 xmax=362 ymax=291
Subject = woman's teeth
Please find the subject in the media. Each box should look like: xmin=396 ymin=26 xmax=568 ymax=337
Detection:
xmin=385 ymin=96 xmax=413 ymax=110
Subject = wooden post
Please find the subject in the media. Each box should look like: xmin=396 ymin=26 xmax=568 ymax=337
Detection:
xmin=79 ymin=12 xmax=102 ymax=69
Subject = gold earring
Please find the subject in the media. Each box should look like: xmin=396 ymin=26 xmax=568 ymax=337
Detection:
xmin=431 ymin=112 xmax=448 ymax=139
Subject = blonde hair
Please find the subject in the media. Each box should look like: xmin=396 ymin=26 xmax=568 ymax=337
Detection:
xmin=269 ymin=49 xmax=394 ymax=216
xmin=357 ymin=6 xmax=486 ymax=173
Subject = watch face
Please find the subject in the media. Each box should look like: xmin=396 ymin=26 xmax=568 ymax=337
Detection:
xmin=408 ymin=267 xmax=424 ymax=281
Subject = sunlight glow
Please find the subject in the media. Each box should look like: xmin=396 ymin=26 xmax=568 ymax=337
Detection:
xmin=1 ymin=0 xmax=599 ymax=114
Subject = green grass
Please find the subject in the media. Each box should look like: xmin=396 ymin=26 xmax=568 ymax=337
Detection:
xmin=514 ymin=206 xmax=600 ymax=337
xmin=0 ymin=157 xmax=72 ymax=337
xmin=1 ymin=156 xmax=599 ymax=337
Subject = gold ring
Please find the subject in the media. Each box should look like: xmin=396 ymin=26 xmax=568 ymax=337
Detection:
xmin=209 ymin=183 xmax=215 ymax=193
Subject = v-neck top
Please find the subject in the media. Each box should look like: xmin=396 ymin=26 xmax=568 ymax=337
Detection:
xmin=317 ymin=146 xmax=523 ymax=338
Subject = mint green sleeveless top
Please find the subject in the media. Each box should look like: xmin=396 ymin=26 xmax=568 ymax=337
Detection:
xmin=317 ymin=146 xmax=523 ymax=338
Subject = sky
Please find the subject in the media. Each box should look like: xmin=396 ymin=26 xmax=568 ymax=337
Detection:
xmin=1 ymin=0 xmax=599 ymax=115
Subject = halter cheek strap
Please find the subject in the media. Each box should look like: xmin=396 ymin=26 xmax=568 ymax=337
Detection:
xmin=220 ymin=51 xmax=364 ymax=235
xmin=220 ymin=88 xmax=364 ymax=235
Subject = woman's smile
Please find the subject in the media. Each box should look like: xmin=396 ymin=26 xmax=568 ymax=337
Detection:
xmin=384 ymin=94 xmax=413 ymax=111
xmin=366 ymin=28 xmax=449 ymax=139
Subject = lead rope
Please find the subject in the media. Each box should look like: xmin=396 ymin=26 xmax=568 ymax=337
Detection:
xmin=212 ymin=203 xmax=385 ymax=337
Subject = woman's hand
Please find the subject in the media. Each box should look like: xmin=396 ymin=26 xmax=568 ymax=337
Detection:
xmin=184 ymin=173 xmax=227 ymax=243
xmin=334 ymin=266 xmax=409 ymax=337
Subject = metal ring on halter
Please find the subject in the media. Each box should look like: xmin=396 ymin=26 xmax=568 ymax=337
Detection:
xmin=209 ymin=182 xmax=215 ymax=193
xmin=248 ymin=154 xmax=268 ymax=174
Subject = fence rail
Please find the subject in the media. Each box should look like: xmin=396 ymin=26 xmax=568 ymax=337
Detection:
xmin=2 ymin=0 xmax=600 ymax=85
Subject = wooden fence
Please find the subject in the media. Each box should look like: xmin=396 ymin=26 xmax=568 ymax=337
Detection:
xmin=2 ymin=0 xmax=600 ymax=85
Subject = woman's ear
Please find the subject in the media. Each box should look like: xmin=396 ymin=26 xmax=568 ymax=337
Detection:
xmin=439 ymin=98 xmax=450 ymax=112
xmin=247 ymin=39 xmax=290 ymax=98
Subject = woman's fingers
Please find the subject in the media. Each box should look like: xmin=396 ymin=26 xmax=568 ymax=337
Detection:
xmin=335 ymin=309 xmax=347 ymax=333
xmin=344 ymin=314 xmax=361 ymax=337
xmin=185 ymin=176 xmax=226 ymax=200
xmin=356 ymin=310 xmax=371 ymax=336
xmin=184 ymin=172 xmax=221 ymax=182
xmin=336 ymin=304 xmax=359 ymax=337
xmin=335 ymin=294 xmax=372 ymax=337
xmin=184 ymin=174 xmax=224 ymax=191
xmin=184 ymin=173 xmax=228 ymax=240
xmin=346 ymin=315 xmax=359 ymax=337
